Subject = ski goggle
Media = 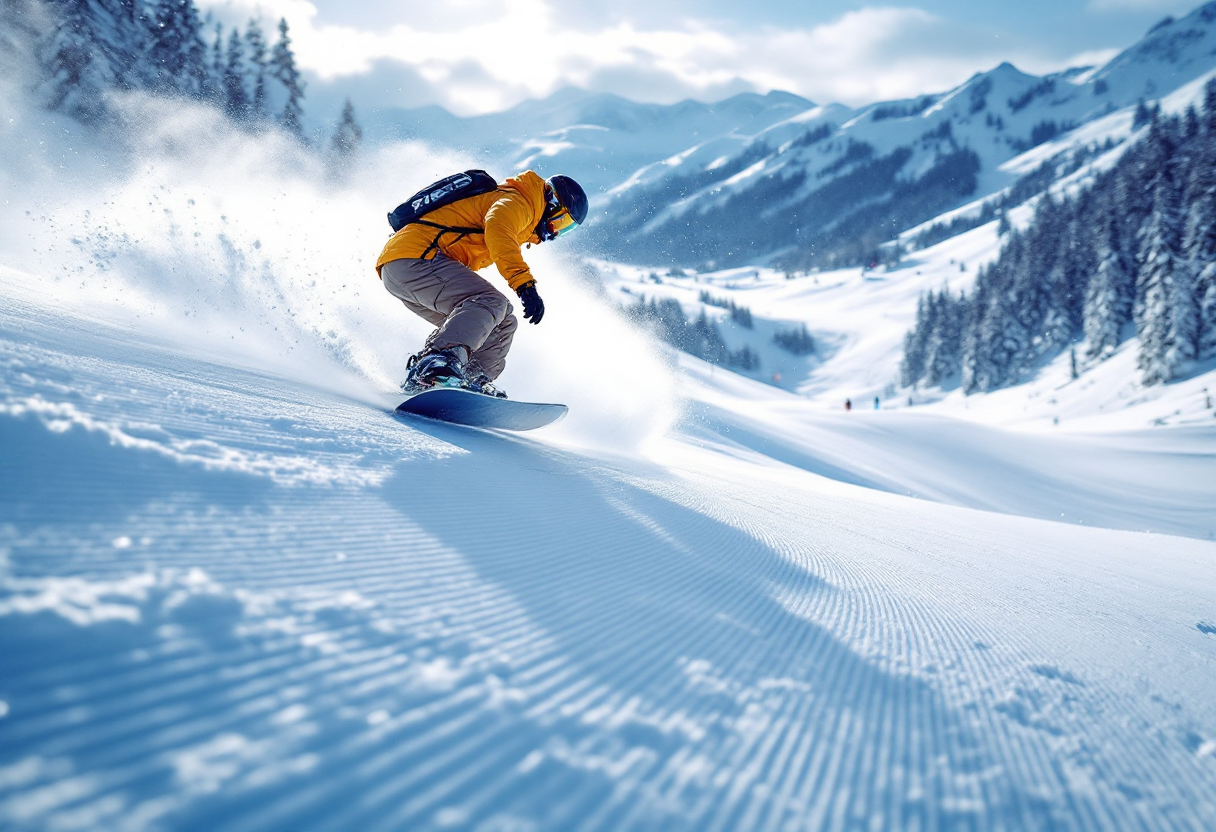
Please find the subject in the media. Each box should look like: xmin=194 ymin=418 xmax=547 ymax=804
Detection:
xmin=545 ymin=206 xmax=578 ymax=239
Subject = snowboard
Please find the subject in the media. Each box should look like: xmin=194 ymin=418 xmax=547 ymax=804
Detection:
xmin=395 ymin=387 xmax=567 ymax=431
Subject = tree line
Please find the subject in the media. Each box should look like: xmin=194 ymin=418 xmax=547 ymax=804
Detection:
xmin=628 ymin=296 xmax=760 ymax=371
xmin=0 ymin=0 xmax=362 ymax=149
xmin=903 ymin=80 xmax=1216 ymax=392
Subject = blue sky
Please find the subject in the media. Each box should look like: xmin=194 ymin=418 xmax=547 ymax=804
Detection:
xmin=199 ymin=0 xmax=1203 ymax=118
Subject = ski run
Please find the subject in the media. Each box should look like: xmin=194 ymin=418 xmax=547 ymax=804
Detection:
xmin=2 ymin=3 xmax=1216 ymax=831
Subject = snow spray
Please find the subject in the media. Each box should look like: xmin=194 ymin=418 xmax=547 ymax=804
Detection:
xmin=0 ymin=86 xmax=676 ymax=451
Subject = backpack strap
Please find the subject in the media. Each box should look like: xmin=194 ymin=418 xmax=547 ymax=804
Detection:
xmin=409 ymin=218 xmax=486 ymax=260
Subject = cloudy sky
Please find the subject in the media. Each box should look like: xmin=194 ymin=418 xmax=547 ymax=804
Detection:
xmin=199 ymin=0 xmax=1203 ymax=119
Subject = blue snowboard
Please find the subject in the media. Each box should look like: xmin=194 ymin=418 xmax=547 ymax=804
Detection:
xmin=395 ymin=387 xmax=567 ymax=431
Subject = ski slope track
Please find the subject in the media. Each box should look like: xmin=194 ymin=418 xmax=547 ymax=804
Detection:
xmin=2 ymin=276 xmax=1215 ymax=831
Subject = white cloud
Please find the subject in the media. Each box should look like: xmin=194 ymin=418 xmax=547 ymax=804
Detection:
xmin=199 ymin=2 xmax=1121 ymax=116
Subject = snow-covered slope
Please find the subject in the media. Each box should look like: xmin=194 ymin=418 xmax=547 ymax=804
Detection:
xmin=2 ymin=75 xmax=1216 ymax=832
xmin=4 ymin=241 xmax=1216 ymax=832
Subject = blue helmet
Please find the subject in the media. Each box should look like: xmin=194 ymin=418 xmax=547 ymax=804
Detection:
xmin=546 ymin=175 xmax=588 ymax=225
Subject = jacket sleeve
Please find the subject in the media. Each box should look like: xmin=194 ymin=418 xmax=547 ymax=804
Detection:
xmin=484 ymin=191 xmax=540 ymax=292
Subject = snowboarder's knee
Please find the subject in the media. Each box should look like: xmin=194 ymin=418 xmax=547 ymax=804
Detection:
xmin=465 ymin=289 xmax=512 ymax=323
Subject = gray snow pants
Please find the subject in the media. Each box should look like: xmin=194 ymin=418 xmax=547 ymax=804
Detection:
xmin=380 ymin=255 xmax=518 ymax=380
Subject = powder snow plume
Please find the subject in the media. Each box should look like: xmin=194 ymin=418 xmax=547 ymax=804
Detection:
xmin=0 ymin=87 xmax=676 ymax=451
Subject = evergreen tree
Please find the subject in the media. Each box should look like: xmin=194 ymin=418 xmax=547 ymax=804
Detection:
xmin=270 ymin=18 xmax=305 ymax=137
xmin=330 ymin=98 xmax=363 ymax=158
xmin=182 ymin=2 xmax=209 ymax=97
xmin=1197 ymin=254 xmax=1216 ymax=360
xmin=206 ymin=22 xmax=224 ymax=102
xmin=147 ymin=0 xmax=208 ymax=97
xmin=40 ymin=0 xmax=148 ymax=119
xmin=923 ymin=290 xmax=963 ymax=386
xmin=222 ymin=27 xmax=249 ymax=121
xmin=968 ymin=266 xmax=1031 ymax=392
xmin=1136 ymin=173 xmax=1196 ymax=383
xmin=1205 ymin=78 xmax=1216 ymax=135
xmin=1036 ymin=200 xmax=1087 ymax=360
xmin=1133 ymin=100 xmax=1153 ymax=130
xmin=901 ymin=294 xmax=929 ymax=386
xmin=244 ymin=18 xmax=268 ymax=119
xmin=1183 ymin=143 xmax=1216 ymax=359
xmin=1083 ymin=213 xmax=1134 ymax=356
xmin=1183 ymin=105 xmax=1201 ymax=140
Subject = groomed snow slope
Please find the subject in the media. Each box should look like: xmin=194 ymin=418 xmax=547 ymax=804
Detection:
xmin=2 ymin=94 xmax=1216 ymax=832
xmin=4 ymin=262 xmax=1216 ymax=832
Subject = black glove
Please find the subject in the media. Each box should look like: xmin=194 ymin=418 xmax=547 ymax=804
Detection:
xmin=517 ymin=281 xmax=544 ymax=325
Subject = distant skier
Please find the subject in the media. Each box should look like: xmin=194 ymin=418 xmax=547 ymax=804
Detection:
xmin=377 ymin=170 xmax=588 ymax=398
xmin=845 ymin=398 xmax=852 ymax=412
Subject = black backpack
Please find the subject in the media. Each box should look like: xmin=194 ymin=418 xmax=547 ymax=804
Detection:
xmin=387 ymin=170 xmax=498 ymax=232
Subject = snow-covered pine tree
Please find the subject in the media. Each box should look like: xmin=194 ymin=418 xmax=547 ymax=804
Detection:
xmin=330 ymin=98 xmax=363 ymax=158
xmin=923 ymin=290 xmax=963 ymax=386
xmin=204 ymin=21 xmax=224 ymax=101
xmin=1183 ymin=93 xmax=1216 ymax=358
xmin=900 ymin=294 xmax=930 ymax=386
xmin=1197 ymin=242 xmax=1216 ymax=359
xmin=1118 ymin=118 xmax=1168 ymax=243
xmin=39 ymin=0 xmax=148 ymax=120
xmin=269 ymin=18 xmax=305 ymax=137
xmin=1038 ymin=200 xmax=1090 ymax=360
xmin=967 ymin=266 xmax=1031 ymax=392
xmin=244 ymin=18 xmax=268 ymax=120
xmin=1205 ymin=78 xmax=1216 ymax=135
xmin=1133 ymin=99 xmax=1154 ymax=130
xmin=147 ymin=0 xmax=208 ymax=97
xmin=1136 ymin=171 xmax=1197 ymax=383
xmin=1183 ymin=105 xmax=1201 ymax=141
xmin=959 ymin=277 xmax=987 ymax=392
xmin=1084 ymin=212 xmax=1134 ymax=356
xmin=222 ymin=27 xmax=249 ymax=121
xmin=1007 ymin=212 xmax=1058 ymax=376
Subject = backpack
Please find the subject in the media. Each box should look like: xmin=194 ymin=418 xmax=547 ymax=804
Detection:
xmin=387 ymin=170 xmax=498 ymax=232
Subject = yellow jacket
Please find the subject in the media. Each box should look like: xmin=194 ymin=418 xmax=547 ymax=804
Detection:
xmin=376 ymin=170 xmax=547 ymax=292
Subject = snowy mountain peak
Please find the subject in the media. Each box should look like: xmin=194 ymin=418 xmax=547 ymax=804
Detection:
xmin=1096 ymin=0 xmax=1216 ymax=91
xmin=977 ymin=62 xmax=1037 ymax=83
xmin=590 ymin=3 xmax=1216 ymax=271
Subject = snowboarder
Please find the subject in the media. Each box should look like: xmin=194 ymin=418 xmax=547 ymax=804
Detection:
xmin=377 ymin=170 xmax=588 ymax=398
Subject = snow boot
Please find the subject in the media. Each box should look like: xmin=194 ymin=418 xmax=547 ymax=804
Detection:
xmin=401 ymin=346 xmax=471 ymax=393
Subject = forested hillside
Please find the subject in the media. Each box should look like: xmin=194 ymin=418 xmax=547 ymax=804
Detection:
xmin=902 ymin=81 xmax=1216 ymax=391
xmin=0 ymin=0 xmax=306 ymax=133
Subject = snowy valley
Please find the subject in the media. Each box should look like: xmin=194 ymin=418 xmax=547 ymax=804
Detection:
xmin=1 ymin=1 xmax=1215 ymax=831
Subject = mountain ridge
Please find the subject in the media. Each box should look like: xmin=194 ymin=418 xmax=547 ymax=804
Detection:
xmin=350 ymin=2 xmax=1216 ymax=271
xmin=364 ymin=88 xmax=814 ymax=194
xmin=588 ymin=1 xmax=1216 ymax=269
